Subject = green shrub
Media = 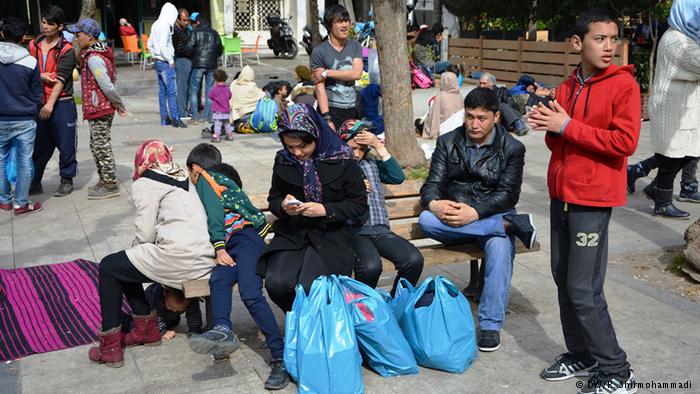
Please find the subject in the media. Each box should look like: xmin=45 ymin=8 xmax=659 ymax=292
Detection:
xmin=630 ymin=51 xmax=651 ymax=93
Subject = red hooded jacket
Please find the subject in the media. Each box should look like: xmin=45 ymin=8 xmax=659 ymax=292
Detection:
xmin=545 ymin=64 xmax=641 ymax=207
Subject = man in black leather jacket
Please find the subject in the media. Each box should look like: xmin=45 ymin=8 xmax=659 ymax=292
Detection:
xmin=187 ymin=15 xmax=223 ymax=124
xmin=418 ymin=87 xmax=536 ymax=353
xmin=173 ymin=8 xmax=193 ymax=119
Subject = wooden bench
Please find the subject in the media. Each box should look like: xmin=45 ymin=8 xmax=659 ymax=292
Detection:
xmin=184 ymin=179 xmax=540 ymax=323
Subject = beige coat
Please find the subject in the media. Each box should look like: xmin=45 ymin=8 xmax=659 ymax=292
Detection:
xmin=229 ymin=65 xmax=264 ymax=121
xmin=125 ymin=177 xmax=215 ymax=290
xmin=650 ymin=29 xmax=700 ymax=158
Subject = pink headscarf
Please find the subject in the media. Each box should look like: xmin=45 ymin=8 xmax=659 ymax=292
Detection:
xmin=132 ymin=140 xmax=187 ymax=181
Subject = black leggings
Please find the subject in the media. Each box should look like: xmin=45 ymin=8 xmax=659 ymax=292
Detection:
xmin=639 ymin=155 xmax=698 ymax=185
xmin=263 ymin=247 xmax=325 ymax=312
xmin=99 ymin=251 xmax=153 ymax=330
xmin=653 ymin=154 xmax=698 ymax=190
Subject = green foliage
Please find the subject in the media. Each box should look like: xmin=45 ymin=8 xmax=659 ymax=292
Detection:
xmin=668 ymin=253 xmax=686 ymax=274
xmin=629 ymin=51 xmax=651 ymax=92
xmin=406 ymin=166 xmax=429 ymax=180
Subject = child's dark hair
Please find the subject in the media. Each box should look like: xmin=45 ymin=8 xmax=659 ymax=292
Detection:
xmin=574 ymin=9 xmax=617 ymax=40
xmin=1 ymin=17 xmax=27 ymax=43
xmin=432 ymin=23 xmax=444 ymax=36
xmin=280 ymin=130 xmax=317 ymax=144
xmin=42 ymin=5 xmax=65 ymax=26
xmin=464 ymin=87 xmax=500 ymax=114
xmin=323 ymin=4 xmax=350 ymax=31
xmin=447 ymin=64 xmax=461 ymax=76
xmin=264 ymin=81 xmax=292 ymax=97
xmin=277 ymin=81 xmax=292 ymax=97
xmin=208 ymin=163 xmax=243 ymax=188
xmin=186 ymin=143 xmax=222 ymax=170
xmin=213 ymin=69 xmax=228 ymax=83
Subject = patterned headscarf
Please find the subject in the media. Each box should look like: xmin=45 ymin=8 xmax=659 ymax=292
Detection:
xmin=338 ymin=119 xmax=372 ymax=142
xmin=132 ymin=140 xmax=187 ymax=181
xmin=275 ymin=104 xmax=353 ymax=202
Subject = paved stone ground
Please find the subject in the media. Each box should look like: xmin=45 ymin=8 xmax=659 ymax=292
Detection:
xmin=2 ymin=53 xmax=699 ymax=394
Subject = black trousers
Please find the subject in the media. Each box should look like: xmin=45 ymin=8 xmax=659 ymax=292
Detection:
xmin=550 ymin=199 xmax=630 ymax=376
xmin=352 ymin=231 xmax=424 ymax=293
xmin=99 ymin=251 xmax=153 ymax=330
xmin=652 ymin=154 xmax=698 ymax=190
xmin=329 ymin=106 xmax=359 ymax=130
xmin=498 ymin=103 xmax=521 ymax=129
xmin=33 ymin=99 xmax=78 ymax=182
xmin=264 ymin=246 xmax=325 ymax=312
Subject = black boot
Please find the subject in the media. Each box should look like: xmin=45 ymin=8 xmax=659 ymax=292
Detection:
xmin=54 ymin=177 xmax=73 ymax=197
xmin=678 ymin=181 xmax=700 ymax=203
xmin=642 ymin=181 xmax=655 ymax=200
xmin=627 ymin=163 xmax=647 ymax=194
xmin=653 ymin=187 xmax=690 ymax=220
xmin=264 ymin=358 xmax=290 ymax=390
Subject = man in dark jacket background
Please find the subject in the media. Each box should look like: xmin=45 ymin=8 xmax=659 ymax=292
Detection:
xmin=187 ymin=14 xmax=222 ymax=124
xmin=418 ymin=88 xmax=536 ymax=353
xmin=173 ymin=8 xmax=193 ymax=119
xmin=479 ymin=72 xmax=529 ymax=136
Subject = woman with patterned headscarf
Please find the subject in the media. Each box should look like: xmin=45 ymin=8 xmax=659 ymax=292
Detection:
xmin=89 ymin=140 xmax=215 ymax=368
xmin=257 ymin=104 xmax=368 ymax=312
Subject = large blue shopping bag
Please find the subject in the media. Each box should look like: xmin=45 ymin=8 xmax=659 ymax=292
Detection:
xmin=284 ymin=276 xmax=364 ymax=394
xmin=380 ymin=278 xmax=415 ymax=323
xmin=337 ymin=276 xmax=418 ymax=377
xmin=400 ymin=276 xmax=478 ymax=373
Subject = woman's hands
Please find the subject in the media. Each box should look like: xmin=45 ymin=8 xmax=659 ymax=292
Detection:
xmin=281 ymin=194 xmax=327 ymax=217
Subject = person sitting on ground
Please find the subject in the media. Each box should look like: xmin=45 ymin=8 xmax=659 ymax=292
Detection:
xmin=207 ymin=69 xmax=234 ymax=142
xmin=229 ymin=65 xmax=264 ymax=125
xmin=143 ymin=283 xmax=203 ymax=340
xmin=293 ymin=65 xmax=313 ymax=87
xmin=359 ymin=82 xmax=383 ymax=134
xmin=413 ymin=23 xmax=451 ymax=74
xmin=118 ymin=18 xmax=137 ymax=37
xmin=421 ymin=71 xmax=464 ymax=139
xmin=627 ymin=156 xmax=699 ymax=202
xmin=263 ymin=80 xmax=292 ymax=114
xmin=257 ymin=104 xmax=368 ymax=312
xmin=339 ymin=121 xmax=424 ymax=293
xmin=0 ymin=16 xmax=43 ymax=215
xmin=509 ymin=75 xmax=555 ymax=114
xmin=88 ymin=140 xmax=215 ymax=368
xmin=479 ymin=72 xmax=529 ymax=136
xmin=185 ymin=144 xmax=289 ymax=390
xmin=290 ymin=65 xmax=316 ymax=107
xmin=418 ymin=87 xmax=537 ymax=353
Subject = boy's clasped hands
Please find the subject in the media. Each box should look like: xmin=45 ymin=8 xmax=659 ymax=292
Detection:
xmin=526 ymin=100 xmax=570 ymax=134
xmin=282 ymin=195 xmax=327 ymax=217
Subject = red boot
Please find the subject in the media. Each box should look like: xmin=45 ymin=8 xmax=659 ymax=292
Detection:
xmin=123 ymin=311 xmax=162 ymax=348
xmin=89 ymin=326 xmax=124 ymax=368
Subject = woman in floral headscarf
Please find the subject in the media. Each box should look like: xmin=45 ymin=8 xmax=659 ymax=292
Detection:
xmin=89 ymin=140 xmax=215 ymax=368
xmin=258 ymin=104 xmax=368 ymax=312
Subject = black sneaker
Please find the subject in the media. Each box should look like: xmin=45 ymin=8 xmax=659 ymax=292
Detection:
xmin=264 ymin=358 xmax=290 ymax=390
xmin=478 ymin=330 xmax=500 ymax=352
xmin=54 ymin=177 xmax=73 ymax=197
xmin=579 ymin=368 xmax=637 ymax=394
xmin=188 ymin=325 xmax=240 ymax=356
xmin=504 ymin=213 xmax=537 ymax=249
xmin=541 ymin=352 xmax=597 ymax=381
xmin=678 ymin=182 xmax=700 ymax=203
xmin=29 ymin=181 xmax=43 ymax=196
xmin=172 ymin=119 xmax=188 ymax=128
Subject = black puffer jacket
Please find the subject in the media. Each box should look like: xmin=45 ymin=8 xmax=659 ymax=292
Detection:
xmin=420 ymin=124 xmax=525 ymax=219
xmin=189 ymin=24 xmax=223 ymax=69
xmin=173 ymin=25 xmax=193 ymax=58
xmin=494 ymin=86 xmax=517 ymax=110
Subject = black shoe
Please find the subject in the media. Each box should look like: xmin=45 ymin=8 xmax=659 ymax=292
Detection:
xmin=626 ymin=163 xmax=646 ymax=194
xmin=504 ymin=213 xmax=537 ymax=249
xmin=172 ymin=119 xmax=188 ymax=128
xmin=678 ymin=181 xmax=700 ymax=203
xmin=478 ymin=330 xmax=500 ymax=352
xmin=653 ymin=187 xmax=690 ymax=220
xmin=642 ymin=182 xmax=655 ymax=200
xmin=188 ymin=325 xmax=240 ymax=356
xmin=54 ymin=177 xmax=73 ymax=197
xmin=578 ymin=368 xmax=637 ymax=394
xmin=540 ymin=352 xmax=597 ymax=381
xmin=264 ymin=358 xmax=290 ymax=390
xmin=29 ymin=181 xmax=43 ymax=196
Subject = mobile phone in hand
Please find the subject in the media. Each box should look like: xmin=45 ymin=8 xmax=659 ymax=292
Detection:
xmin=286 ymin=199 xmax=303 ymax=206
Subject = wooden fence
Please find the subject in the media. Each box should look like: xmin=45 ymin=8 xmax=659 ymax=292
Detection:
xmin=448 ymin=37 xmax=629 ymax=87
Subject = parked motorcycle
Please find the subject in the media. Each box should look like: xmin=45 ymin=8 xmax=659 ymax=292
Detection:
xmin=300 ymin=20 xmax=327 ymax=56
xmin=266 ymin=15 xmax=298 ymax=59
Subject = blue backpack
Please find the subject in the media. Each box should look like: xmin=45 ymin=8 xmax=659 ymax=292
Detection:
xmin=248 ymin=93 xmax=279 ymax=133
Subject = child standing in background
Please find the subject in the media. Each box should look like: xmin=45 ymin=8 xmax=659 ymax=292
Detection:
xmin=207 ymin=69 xmax=233 ymax=143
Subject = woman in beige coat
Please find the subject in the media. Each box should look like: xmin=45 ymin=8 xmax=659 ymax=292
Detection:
xmin=229 ymin=65 xmax=264 ymax=122
xmin=89 ymin=140 xmax=215 ymax=368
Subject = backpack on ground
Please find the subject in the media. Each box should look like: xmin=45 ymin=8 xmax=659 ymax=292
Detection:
xmin=248 ymin=93 xmax=278 ymax=133
xmin=410 ymin=62 xmax=433 ymax=89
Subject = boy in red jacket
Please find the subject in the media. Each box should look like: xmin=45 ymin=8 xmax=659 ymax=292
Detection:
xmin=527 ymin=9 xmax=640 ymax=394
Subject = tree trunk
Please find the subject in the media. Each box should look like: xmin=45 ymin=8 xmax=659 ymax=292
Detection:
xmin=648 ymin=14 xmax=659 ymax=91
xmin=309 ymin=0 xmax=322 ymax=46
xmin=372 ymin=0 xmax=425 ymax=168
xmin=80 ymin=0 xmax=97 ymax=19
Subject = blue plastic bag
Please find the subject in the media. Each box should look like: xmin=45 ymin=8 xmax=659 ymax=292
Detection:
xmin=284 ymin=276 xmax=364 ymax=394
xmin=337 ymin=276 xmax=418 ymax=377
xmin=6 ymin=139 xmax=35 ymax=186
xmin=386 ymin=278 xmax=415 ymax=323
xmin=400 ymin=276 xmax=478 ymax=373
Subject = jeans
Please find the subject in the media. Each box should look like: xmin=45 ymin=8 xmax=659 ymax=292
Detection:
xmin=155 ymin=60 xmax=179 ymax=122
xmin=210 ymin=227 xmax=284 ymax=358
xmin=189 ymin=68 xmax=214 ymax=122
xmin=418 ymin=210 xmax=514 ymax=331
xmin=432 ymin=60 xmax=452 ymax=74
xmin=0 ymin=120 xmax=36 ymax=206
xmin=175 ymin=57 xmax=192 ymax=118
xmin=352 ymin=230 xmax=424 ymax=292
xmin=99 ymin=251 xmax=153 ymax=330
xmin=33 ymin=100 xmax=78 ymax=182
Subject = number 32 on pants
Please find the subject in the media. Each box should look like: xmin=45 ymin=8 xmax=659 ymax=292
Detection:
xmin=576 ymin=232 xmax=599 ymax=247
